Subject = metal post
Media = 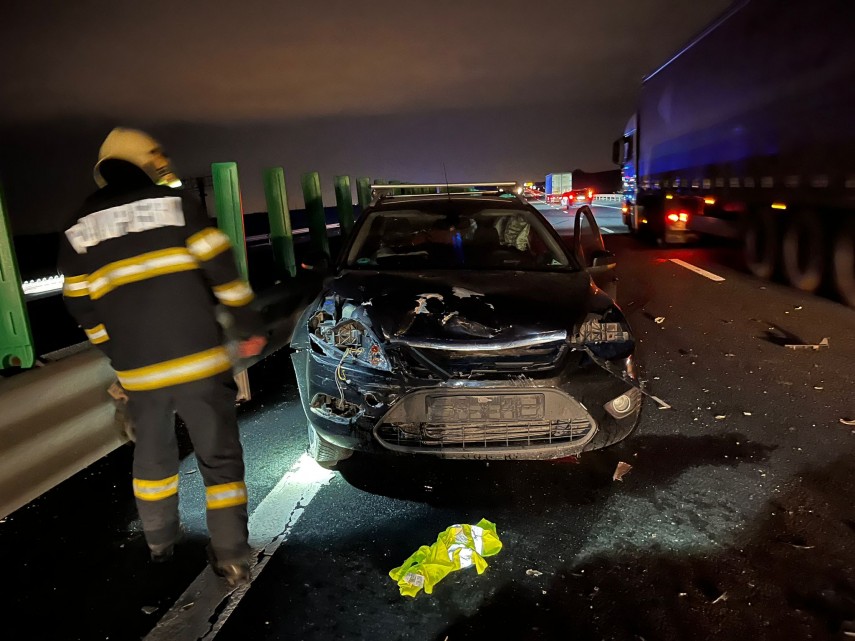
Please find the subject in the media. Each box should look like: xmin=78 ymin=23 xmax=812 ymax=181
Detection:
xmin=300 ymin=171 xmax=330 ymax=257
xmin=263 ymin=168 xmax=297 ymax=278
xmin=333 ymin=175 xmax=355 ymax=238
xmin=0 ymin=184 xmax=34 ymax=369
xmin=211 ymin=162 xmax=249 ymax=281
xmin=211 ymin=162 xmax=251 ymax=400
xmin=356 ymin=177 xmax=372 ymax=212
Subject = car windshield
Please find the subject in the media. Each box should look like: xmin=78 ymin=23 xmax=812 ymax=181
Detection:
xmin=345 ymin=205 xmax=575 ymax=271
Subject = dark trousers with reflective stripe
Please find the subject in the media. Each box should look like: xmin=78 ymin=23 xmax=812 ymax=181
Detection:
xmin=127 ymin=373 xmax=249 ymax=563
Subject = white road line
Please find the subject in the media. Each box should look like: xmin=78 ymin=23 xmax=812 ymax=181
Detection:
xmin=599 ymin=226 xmax=615 ymax=234
xmin=669 ymin=258 xmax=726 ymax=282
xmin=145 ymin=454 xmax=334 ymax=641
xmin=593 ymin=204 xmax=623 ymax=210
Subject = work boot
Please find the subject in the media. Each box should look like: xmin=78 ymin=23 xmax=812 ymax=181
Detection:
xmin=207 ymin=544 xmax=251 ymax=588
xmin=149 ymin=524 xmax=185 ymax=563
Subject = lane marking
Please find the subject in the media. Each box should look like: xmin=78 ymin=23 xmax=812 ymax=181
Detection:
xmin=668 ymin=258 xmax=726 ymax=282
xmin=145 ymin=454 xmax=334 ymax=641
xmin=599 ymin=226 xmax=616 ymax=234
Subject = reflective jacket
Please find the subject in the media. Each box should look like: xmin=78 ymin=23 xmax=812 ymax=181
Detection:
xmin=58 ymin=182 xmax=262 ymax=392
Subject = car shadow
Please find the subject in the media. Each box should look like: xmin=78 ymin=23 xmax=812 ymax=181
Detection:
xmin=334 ymin=433 xmax=776 ymax=510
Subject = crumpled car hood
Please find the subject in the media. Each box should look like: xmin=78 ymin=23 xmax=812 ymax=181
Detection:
xmin=326 ymin=269 xmax=598 ymax=342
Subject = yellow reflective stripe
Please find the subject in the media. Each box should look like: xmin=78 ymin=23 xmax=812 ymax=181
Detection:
xmin=62 ymin=274 xmax=90 ymax=298
xmin=213 ymin=279 xmax=255 ymax=307
xmin=206 ymin=481 xmax=248 ymax=510
xmin=84 ymin=323 xmax=109 ymax=344
xmin=116 ymin=346 xmax=232 ymax=391
xmin=133 ymin=474 xmax=179 ymax=501
xmin=187 ymin=228 xmax=232 ymax=262
xmin=89 ymin=248 xmax=199 ymax=300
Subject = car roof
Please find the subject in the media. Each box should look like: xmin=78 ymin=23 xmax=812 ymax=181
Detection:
xmin=368 ymin=194 xmax=530 ymax=213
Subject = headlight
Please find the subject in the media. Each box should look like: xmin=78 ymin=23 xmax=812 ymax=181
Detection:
xmin=309 ymin=301 xmax=391 ymax=371
xmin=572 ymin=310 xmax=635 ymax=360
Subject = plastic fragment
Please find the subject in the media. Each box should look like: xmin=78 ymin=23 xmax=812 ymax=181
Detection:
xmin=712 ymin=592 xmax=728 ymax=604
xmin=784 ymin=337 xmax=829 ymax=350
xmin=142 ymin=606 xmax=158 ymax=615
xmin=654 ymin=317 xmax=665 ymax=324
xmin=840 ymin=418 xmax=855 ymax=426
xmin=613 ymin=461 xmax=633 ymax=481
xmin=715 ymin=415 xmax=727 ymax=420
xmin=526 ymin=569 xmax=543 ymax=577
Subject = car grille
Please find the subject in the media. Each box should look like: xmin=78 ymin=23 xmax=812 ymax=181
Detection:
xmin=398 ymin=338 xmax=568 ymax=377
xmin=374 ymin=388 xmax=596 ymax=452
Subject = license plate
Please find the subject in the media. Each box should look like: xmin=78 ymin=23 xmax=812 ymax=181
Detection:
xmin=426 ymin=394 xmax=545 ymax=423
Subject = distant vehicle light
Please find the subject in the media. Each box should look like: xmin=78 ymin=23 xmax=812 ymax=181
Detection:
xmin=667 ymin=213 xmax=680 ymax=223
xmin=621 ymin=205 xmax=629 ymax=214
xmin=704 ymin=197 xmax=716 ymax=205
xmin=678 ymin=212 xmax=689 ymax=222
xmin=641 ymin=218 xmax=648 ymax=224
xmin=665 ymin=194 xmax=674 ymax=200
xmin=771 ymin=202 xmax=787 ymax=210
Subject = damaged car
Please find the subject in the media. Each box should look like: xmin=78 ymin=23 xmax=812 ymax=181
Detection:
xmin=291 ymin=187 xmax=641 ymax=467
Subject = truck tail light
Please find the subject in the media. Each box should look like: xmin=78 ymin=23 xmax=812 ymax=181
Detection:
xmin=621 ymin=204 xmax=629 ymax=214
xmin=667 ymin=212 xmax=689 ymax=224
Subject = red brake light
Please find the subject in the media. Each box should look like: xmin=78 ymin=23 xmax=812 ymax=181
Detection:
xmin=667 ymin=213 xmax=679 ymax=223
xmin=678 ymin=212 xmax=689 ymax=222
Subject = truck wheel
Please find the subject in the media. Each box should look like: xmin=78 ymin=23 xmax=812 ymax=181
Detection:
xmin=781 ymin=211 xmax=825 ymax=293
xmin=307 ymin=422 xmax=352 ymax=469
xmin=743 ymin=209 xmax=777 ymax=279
xmin=832 ymin=219 xmax=855 ymax=307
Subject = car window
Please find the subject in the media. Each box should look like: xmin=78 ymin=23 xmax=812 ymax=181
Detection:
xmin=346 ymin=208 xmax=574 ymax=271
xmin=574 ymin=209 xmax=604 ymax=265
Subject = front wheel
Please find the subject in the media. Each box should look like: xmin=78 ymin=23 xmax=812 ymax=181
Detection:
xmin=307 ymin=422 xmax=352 ymax=469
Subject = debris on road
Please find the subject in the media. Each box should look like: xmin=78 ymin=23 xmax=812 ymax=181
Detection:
xmin=712 ymin=592 xmax=729 ymax=604
xmin=650 ymin=395 xmax=672 ymax=410
xmin=141 ymin=606 xmax=158 ymax=615
xmin=389 ymin=518 xmax=503 ymax=597
xmin=526 ymin=569 xmax=543 ymax=577
xmin=654 ymin=316 xmax=665 ymax=324
xmin=613 ymin=461 xmax=633 ymax=481
xmin=784 ymin=337 xmax=829 ymax=351
xmin=839 ymin=418 xmax=855 ymax=426
xmin=724 ymin=352 xmax=735 ymax=357
xmin=743 ymin=411 xmax=752 ymax=416
xmin=715 ymin=415 xmax=727 ymax=420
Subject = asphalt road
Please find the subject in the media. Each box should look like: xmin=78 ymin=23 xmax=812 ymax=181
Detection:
xmin=1 ymin=211 xmax=854 ymax=641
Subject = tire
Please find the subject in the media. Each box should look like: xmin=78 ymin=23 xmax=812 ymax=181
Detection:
xmin=307 ymin=422 xmax=352 ymax=469
xmin=743 ymin=209 xmax=778 ymax=280
xmin=832 ymin=219 xmax=855 ymax=307
xmin=781 ymin=211 xmax=825 ymax=293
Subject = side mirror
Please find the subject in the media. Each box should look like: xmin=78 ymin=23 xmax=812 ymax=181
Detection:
xmin=590 ymin=250 xmax=617 ymax=270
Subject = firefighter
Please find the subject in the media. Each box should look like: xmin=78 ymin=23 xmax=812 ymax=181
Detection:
xmin=58 ymin=128 xmax=267 ymax=587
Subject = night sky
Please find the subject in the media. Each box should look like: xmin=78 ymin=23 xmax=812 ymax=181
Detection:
xmin=1 ymin=0 xmax=730 ymax=233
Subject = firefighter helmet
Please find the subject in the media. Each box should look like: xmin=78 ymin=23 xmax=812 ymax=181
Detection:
xmin=93 ymin=128 xmax=182 ymax=189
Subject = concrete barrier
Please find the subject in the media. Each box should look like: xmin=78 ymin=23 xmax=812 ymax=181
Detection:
xmin=0 ymin=348 xmax=124 ymax=520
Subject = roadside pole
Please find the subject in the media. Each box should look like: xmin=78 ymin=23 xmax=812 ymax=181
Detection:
xmin=356 ymin=177 xmax=372 ymax=213
xmin=300 ymin=172 xmax=330 ymax=258
xmin=0 ymin=183 xmax=34 ymax=369
xmin=333 ymin=175 xmax=355 ymax=238
xmin=211 ymin=162 xmax=251 ymax=400
xmin=263 ymin=168 xmax=296 ymax=278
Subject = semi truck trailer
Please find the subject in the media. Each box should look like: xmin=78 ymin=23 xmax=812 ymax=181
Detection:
xmin=613 ymin=0 xmax=855 ymax=306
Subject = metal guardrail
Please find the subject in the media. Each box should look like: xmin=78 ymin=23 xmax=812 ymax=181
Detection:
xmin=0 ymin=348 xmax=124 ymax=520
xmin=592 ymin=194 xmax=624 ymax=203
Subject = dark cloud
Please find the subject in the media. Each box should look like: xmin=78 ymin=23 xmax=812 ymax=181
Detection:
xmin=0 ymin=0 xmax=731 ymax=232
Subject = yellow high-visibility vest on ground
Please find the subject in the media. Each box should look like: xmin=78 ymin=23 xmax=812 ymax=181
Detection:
xmin=389 ymin=518 xmax=503 ymax=597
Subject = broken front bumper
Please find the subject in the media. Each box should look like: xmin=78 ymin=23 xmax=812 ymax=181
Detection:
xmin=293 ymin=347 xmax=642 ymax=461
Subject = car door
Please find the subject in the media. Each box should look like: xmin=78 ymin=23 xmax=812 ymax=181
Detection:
xmin=574 ymin=205 xmax=617 ymax=297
